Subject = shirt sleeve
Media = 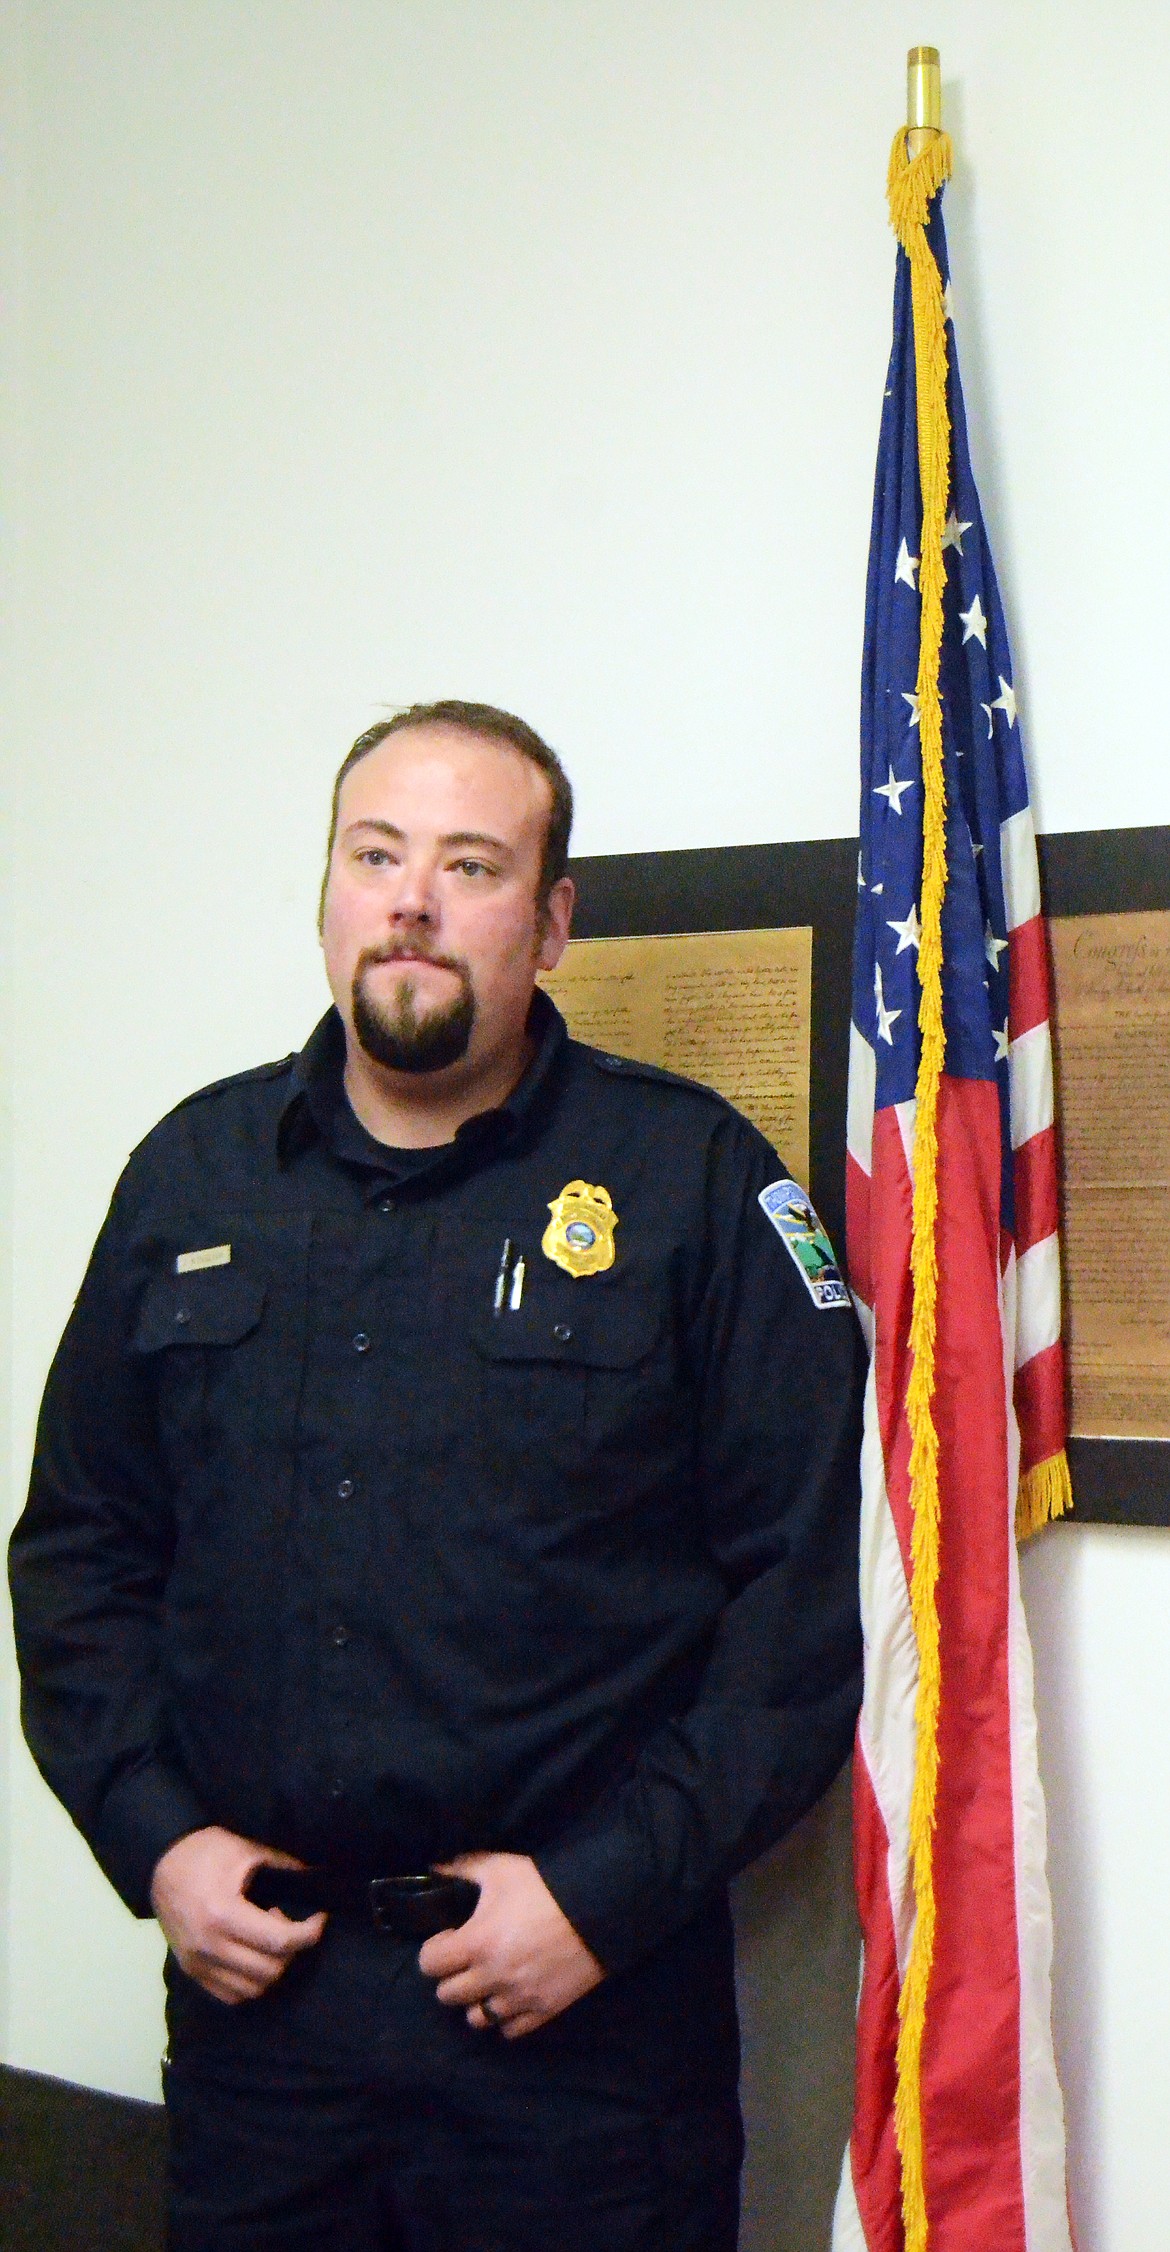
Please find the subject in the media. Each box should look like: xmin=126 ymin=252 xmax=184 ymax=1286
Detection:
xmin=534 ymin=1111 xmax=866 ymax=1975
xmin=7 ymin=1171 xmax=208 ymax=1916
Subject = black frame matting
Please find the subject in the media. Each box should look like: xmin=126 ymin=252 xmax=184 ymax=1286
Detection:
xmin=568 ymin=823 xmax=1170 ymax=1528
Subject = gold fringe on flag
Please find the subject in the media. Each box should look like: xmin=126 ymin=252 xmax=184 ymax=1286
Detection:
xmin=1016 ymin=1448 xmax=1074 ymax=1542
xmin=886 ymin=122 xmax=953 ymax=2252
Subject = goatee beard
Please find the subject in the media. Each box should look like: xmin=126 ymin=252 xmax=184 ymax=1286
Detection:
xmin=351 ymin=947 xmax=475 ymax=1075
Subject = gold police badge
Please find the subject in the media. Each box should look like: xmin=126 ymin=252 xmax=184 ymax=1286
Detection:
xmin=541 ymin=1181 xmax=618 ymax=1277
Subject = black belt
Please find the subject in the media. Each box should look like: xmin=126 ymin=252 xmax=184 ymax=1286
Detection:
xmin=247 ymin=1866 xmax=480 ymax=1939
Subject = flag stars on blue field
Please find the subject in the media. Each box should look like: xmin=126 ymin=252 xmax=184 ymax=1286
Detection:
xmin=979 ymin=676 xmax=1019 ymax=737
xmin=874 ymin=765 xmax=916 ymax=813
xmin=874 ymin=963 xmax=902 ymax=1046
xmin=994 ymin=1020 xmax=1010 ymax=1062
xmin=858 ymin=218 xmax=1036 ymax=1104
xmin=991 ymin=676 xmax=1018 ymax=726
xmin=895 ymin=538 xmax=920 ymax=588
xmin=960 ymin=593 xmax=988 ymax=646
xmin=887 ymin=903 xmax=922 ymax=954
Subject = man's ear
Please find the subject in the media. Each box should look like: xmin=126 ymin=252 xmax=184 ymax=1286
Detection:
xmin=535 ymin=877 xmax=575 ymax=973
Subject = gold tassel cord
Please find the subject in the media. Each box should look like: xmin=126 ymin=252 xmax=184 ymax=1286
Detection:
xmin=1016 ymin=1448 xmax=1074 ymax=1542
xmin=886 ymin=123 xmax=953 ymax=2252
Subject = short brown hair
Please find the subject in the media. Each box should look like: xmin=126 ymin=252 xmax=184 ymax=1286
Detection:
xmin=320 ymin=699 xmax=574 ymax=928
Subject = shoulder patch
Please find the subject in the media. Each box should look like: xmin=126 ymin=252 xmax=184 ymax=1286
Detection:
xmin=169 ymin=1054 xmax=296 ymax=1116
xmin=758 ymin=1179 xmax=850 ymax=1308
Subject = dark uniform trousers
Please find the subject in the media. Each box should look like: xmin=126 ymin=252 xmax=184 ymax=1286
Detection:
xmin=164 ymin=1898 xmax=743 ymax=2252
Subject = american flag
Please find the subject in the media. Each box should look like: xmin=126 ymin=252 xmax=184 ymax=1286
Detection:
xmin=832 ymin=136 xmax=1073 ymax=2252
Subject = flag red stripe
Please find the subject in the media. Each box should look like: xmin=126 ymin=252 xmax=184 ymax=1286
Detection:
xmin=1014 ymin=1338 xmax=1068 ymax=1475
xmin=847 ymin=1148 xmax=874 ymax=1311
xmin=923 ymin=1076 xmax=1027 ymax=2248
xmin=868 ymin=1108 xmax=916 ymax=1578
xmin=1008 ymin=914 xmax=1051 ymax=1040
xmin=1013 ymin=1124 xmax=1060 ymax=1255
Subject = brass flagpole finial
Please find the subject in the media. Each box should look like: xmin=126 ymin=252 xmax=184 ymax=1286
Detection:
xmin=906 ymin=46 xmax=942 ymax=157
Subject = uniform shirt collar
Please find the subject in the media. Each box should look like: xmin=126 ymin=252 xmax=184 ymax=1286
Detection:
xmin=277 ymin=987 xmax=568 ymax=1185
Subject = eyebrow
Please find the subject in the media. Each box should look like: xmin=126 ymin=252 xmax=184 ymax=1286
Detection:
xmin=343 ymin=819 xmax=513 ymax=856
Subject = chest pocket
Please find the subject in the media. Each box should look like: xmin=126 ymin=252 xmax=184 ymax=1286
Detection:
xmin=131 ymin=1263 xmax=267 ymax=1466
xmin=470 ymin=1285 xmax=664 ymax=1485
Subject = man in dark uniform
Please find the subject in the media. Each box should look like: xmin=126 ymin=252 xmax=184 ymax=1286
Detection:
xmin=10 ymin=701 xmax=865 ymax=2251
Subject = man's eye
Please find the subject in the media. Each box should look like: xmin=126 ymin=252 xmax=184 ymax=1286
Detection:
xmin=453 ymin=859 xmax=495 ymax=879
xmin=357 ymin=848 xmax=391 ymax=866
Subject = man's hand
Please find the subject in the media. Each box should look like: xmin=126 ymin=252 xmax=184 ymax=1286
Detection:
xmin=417 ymin=1853 xmax=604 ymax=2039
xmin=150 ymin=1826 xmax=327 ymax=2005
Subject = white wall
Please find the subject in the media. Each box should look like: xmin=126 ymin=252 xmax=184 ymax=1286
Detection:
xmin=3 ymin=4 xmax=1169 ymax=2245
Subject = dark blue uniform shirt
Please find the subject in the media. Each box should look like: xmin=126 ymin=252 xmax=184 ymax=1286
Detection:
xmin=10 ymin=993 xmax=864 ymax=1975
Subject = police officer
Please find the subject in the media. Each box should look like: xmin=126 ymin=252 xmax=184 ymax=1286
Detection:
xmin=10 ymin=701 xmax=865 ymax=2251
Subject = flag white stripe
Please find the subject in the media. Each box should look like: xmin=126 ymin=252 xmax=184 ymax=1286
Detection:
xmin=1000 ymin=1261 xmax=1075 ymax=2251
xmin=1009 ymin=1024 xmax=1055 ymax=1149
xmin=1014 ymin=1235 xmax=1063 ymax=1369
xmin=894 ymin=1098 xmax=917 ymax=1186
xmin=857 ymin=1355 xmax=919 ymax=1980
xmin=1001 ymin=806 xmax=1042 ymax=933
xmin=847 ymin=1023 xmax=876 ymax=1175
xmin=1009 ymin=1572 xmax=1074 ymax=2250
xmin=832 ymin=2144 xmax=870 ymax=2250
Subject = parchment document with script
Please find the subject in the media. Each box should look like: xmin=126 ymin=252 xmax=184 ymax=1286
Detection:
xmin=539 ymin=927 xmax=812 ymax=1187
xmin=1051 ymin=908 xmax=1170 ymax=1439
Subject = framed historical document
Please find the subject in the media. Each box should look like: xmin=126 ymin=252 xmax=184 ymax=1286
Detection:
xmin=1050 ymin=910 xmax=1170 ymax=1445
xmin=565 ymin=823 xmax=1170 ymax=1526
xmin=541 ymin=926 xmax=812 ymax=1188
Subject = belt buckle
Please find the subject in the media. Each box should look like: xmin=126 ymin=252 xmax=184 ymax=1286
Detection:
xmin=366 ymin=1872 xmax=481 ymax=1939
xmin=368 ymin=1876 xmax=404 ymax=1933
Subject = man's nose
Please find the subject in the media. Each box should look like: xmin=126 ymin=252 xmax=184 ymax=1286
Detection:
xmin=387 ymin=860 xmax=438 ymax=924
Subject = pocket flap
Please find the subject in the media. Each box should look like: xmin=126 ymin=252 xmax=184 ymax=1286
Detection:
xmin=472 ymin=1288 xmax=660 ymax=1370
xmin=132 ymin=1265 xmax=267 ymax=1352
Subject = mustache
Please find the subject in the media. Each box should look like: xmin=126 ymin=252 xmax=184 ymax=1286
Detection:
xmin=355 ymin=941 xmax=468 ymax=978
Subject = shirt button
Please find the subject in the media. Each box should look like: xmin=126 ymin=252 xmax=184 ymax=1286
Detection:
xmin=352 ymin=1331 xmax=371 ymax=1353
xmin=379 ymin=1198 xmax=394 ymax=1214
xmin=330 ymin=1624 xmax=349 ymax=1648
xmin=174 ymin=1307 xmax=191 ymax=1327
xmin=329 ymin=1778 xmax=345 ymax=1799
xmin=553 ymin=1322 xmax=572 ymax=1343
xmin=337 ymin=1477 xmax=354 ymax=1500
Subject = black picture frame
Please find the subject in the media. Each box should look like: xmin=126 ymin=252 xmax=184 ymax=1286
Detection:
xmin=568 ymin=823 xmax=1170 ymax=1529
